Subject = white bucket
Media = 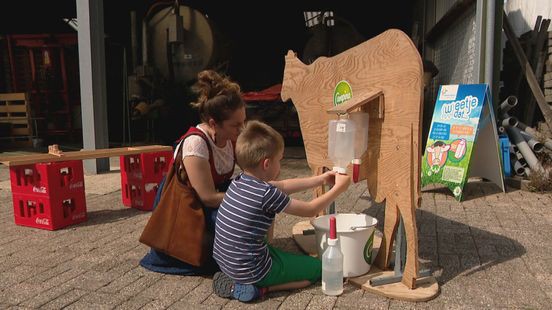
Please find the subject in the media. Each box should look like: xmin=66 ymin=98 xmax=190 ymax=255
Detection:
xmin=311 ymin=213 xmax=378 ymax=277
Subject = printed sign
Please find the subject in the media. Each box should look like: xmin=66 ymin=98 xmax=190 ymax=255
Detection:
xmin=422 ymin=84 xmax=504 ymax=201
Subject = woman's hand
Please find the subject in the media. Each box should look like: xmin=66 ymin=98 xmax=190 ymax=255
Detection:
xmin=319 ymin=170 xmax=337 ymax=186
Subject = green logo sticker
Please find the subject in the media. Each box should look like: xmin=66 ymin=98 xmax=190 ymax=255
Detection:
xmin=363 ymin=230 xmax=375 ymax=264
xmin=333 ymin=80 xmax=353 ymax=106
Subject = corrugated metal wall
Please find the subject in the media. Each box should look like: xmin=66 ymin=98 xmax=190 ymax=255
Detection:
xmin=425 ymin=1 xmax=481 ymax=102
xmin=433 ymin=5 xmax=478 ymax=87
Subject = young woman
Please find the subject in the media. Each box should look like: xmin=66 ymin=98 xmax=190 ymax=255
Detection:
xmin=140 ymin=70 xmax=246 ymax=275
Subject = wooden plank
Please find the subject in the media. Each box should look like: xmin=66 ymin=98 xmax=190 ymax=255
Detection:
xmin=326 ymin=89 xmax=383 ymax=114
xmin=0 ymin=104 xmax=27 ymax=113
xmin=524 ymin=18 xmax=551 ymax=125
xmin=0 ymin=117 xmax=29 ymax=122
xmin=0 ymin=93 xmax=26 ymax=101
xmin=503 ymin=10 xmax=552 ymax=131
xmin=11 ymin=127 xmax=31 ymax=136
xmin=0 ymin=119 xmax=28 ymax=125
xmin=0 ymin=145 xmax=173 ymax=166
xmin=349 ymin=267 xmax=439 ymax=302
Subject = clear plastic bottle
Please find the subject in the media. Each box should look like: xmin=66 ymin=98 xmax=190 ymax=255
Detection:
xmin=322 ymin=216 xmax=344 ymax=296
xmin=327 ymin=115 xmax=356 ymax=174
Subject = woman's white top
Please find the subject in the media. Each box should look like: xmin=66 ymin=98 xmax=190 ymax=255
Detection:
xmin=180 ymin=125 xmax=234 ymax=175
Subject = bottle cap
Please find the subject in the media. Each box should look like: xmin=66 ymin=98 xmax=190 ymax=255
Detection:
xmin=328 ymin=238 xmax=338 ymax=246
xmin=329 ymin=216 xmax=336 ymax=240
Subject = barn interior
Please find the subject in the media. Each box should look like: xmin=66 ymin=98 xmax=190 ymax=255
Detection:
xmin=0 ymin=0 xmax=416 ymax=149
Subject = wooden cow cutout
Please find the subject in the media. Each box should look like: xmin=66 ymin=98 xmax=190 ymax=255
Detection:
xmin=281 ymin=29 xmax=423 ymax=289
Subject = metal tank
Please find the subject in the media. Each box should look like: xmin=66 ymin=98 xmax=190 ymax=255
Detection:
xmin=143 ymin=3 xmax=228 ymax=83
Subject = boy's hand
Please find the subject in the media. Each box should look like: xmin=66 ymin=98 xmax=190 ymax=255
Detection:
xmin=334 ymin=173 xmax=351 ymax=191
xmin=320 ymin=170 xmax=337 ymax=186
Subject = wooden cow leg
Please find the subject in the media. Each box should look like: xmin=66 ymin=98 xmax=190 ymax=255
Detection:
xmin=374 ymin=202 xmax=399 ymax=270
xmin=399 ymin=204 xmax=420 ymax=289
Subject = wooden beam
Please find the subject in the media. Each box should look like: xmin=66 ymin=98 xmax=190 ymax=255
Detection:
xmin=0 ymin=145 xmax=172 ymax=166
xmin=503 ymin=10 xmax=552 ymax=132
xmin=0 ymin=93 xmax=26 ymax=101
xmin=326 ymin=88 xmax=384 ymax=115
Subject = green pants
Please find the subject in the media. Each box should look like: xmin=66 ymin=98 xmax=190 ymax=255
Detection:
xmin=256 ymin=244 xmax=321 ymax=287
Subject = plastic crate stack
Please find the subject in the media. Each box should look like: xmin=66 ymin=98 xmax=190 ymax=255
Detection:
xmin=120 ymin=151 xmax=172 ymax=211
xmin=9 ymin=160 xmax=87 ymax=230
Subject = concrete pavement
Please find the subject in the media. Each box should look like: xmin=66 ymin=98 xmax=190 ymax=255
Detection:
xmin=0 ymin=149 xmax=551 ymax=309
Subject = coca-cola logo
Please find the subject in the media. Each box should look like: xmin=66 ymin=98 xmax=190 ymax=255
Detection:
xmin=69 ymin=181 xmax=84 ymax=189
xmin=72 ymin=212 xmax=85 ymax=220
xmin=32 ymin=186 xmax=47 ymax=194
xmin=131 ymin=172 xmax=142 ymax=179
xmin=35 ymin=217 xmax=50 ymax=225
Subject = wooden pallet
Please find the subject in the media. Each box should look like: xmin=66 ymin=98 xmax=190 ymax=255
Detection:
xmin=0 ymin=93 xmax=32 ymax=146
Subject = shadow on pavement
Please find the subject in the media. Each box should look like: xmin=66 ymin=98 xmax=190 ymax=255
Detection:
xmin=75 ymin=207 xmax=145 ymax=227
xmin=362 ymin=201 xmax=526 ymax=286
xmin=422 ymin=180 xmax=505 ymax=201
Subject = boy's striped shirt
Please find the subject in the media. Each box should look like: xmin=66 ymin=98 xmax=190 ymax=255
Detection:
xmin=213 ymin=173 xmax=290 ymax=284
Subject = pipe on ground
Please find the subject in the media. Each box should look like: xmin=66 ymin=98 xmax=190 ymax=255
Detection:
xmin=506 ymin=126 xmax=543 ymax=172
xmin=519 ymin=130 xmax=544 ymax=153
xmin=498 ymin=96 xmax=518 ymax=116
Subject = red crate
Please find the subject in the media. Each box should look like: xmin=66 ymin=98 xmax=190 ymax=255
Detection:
xmin=121 ymin=179 xmax=160 ymax=211
xmin=12 ymin=192 xmax=87 ymax=230
xmin=120 ymin=151 xmax=172 ymax=183
xmin=120 ymin=151 xmax=171 ymax=209
xmin=9 ymin=160 xmax=85 ymax=197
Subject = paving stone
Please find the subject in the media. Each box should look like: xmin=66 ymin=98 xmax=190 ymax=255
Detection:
xmin=278 ymin=292 xmax=313 ymax=309
xmin=0 ymin=265 xmax=49 ymax=290
xmin=1 ymin=152 xmax=552 ymax=309
xmin=114 ymin=295 xmax=154 ymax=310
xmin=63 ymin=300 xmax=114 ymax=310
xmin=77 ymin=291 xmax=129 ymax=308
xmin=39 ymin=288 xmax=90 ymax=310
xmin=222 ymin=299 xmax=282 ymax=309
xmin=0 ymin=282 xmax=50 ymax=306
xmin=169 ymin=301 xmax=221 ymax=310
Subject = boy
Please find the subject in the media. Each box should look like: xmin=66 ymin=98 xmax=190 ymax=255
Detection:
xmin=212 ymin=120 xmax=351 ymax=302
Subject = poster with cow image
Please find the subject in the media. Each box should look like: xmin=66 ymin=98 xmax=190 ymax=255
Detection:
xmin=422 ymin=84 xmax=498 ymax=201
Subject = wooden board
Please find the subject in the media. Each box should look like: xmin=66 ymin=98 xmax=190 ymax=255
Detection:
xmin=348 ymin=267 xmax=439 ymax=302
xmin=0 ymin=145 xmax=173 ymax=166
xmin=0 ymin=93 xmax=32 ymax=144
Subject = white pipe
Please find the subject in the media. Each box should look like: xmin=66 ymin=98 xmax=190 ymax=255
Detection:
xmin=513 ymin=160 xmax=525 ymax=175
xmin=519 ymin=130 xmax=544 ymax=153
xmin=506 ymin=126 xmax=543 ymax=172
xmin=502 ymin=117 xmax=518 ymax=128
xmin=510 ymin=151 xmax=527 ymax=167
xmin=515 ymin=120 xmax=539 ymax=137
xmin=515 ymin=120 xmax=552 ymax=151
xmin=499 ymin=95 xmax=517 ymax=116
